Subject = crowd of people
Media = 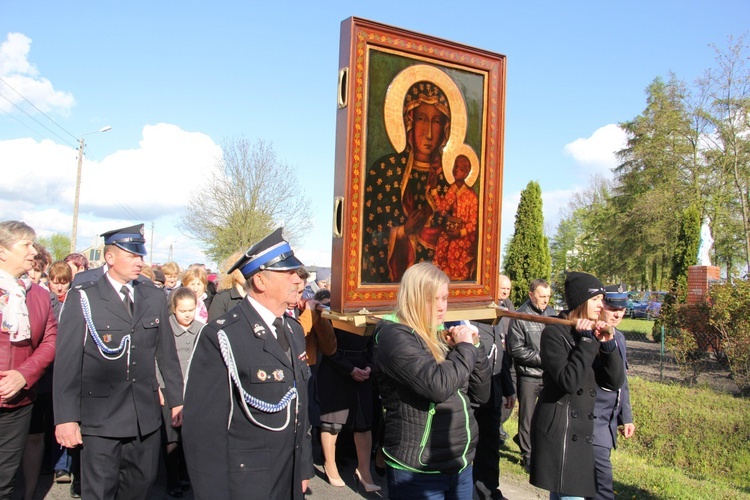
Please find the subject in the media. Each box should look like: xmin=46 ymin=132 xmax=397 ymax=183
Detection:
xmin=0 ymin=219 xmax=635 ymax=500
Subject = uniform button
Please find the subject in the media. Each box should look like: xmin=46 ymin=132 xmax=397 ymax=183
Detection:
xmin=588 ymin=413 xmax=595 ymax=420
xmin=577 ymin=389 xmax=583 ymax=395
xmin=88 ymin=391 xmax=93 ymax=395
xmin=132 ymin=361 xmax=137 ymax=366
xmin=590 ymin=389 xmax=597 ymax=397
xmin=132 ymin=378 xmax=136 ymax=383
xmin=131 ymin=329 xmax=135 ymax=333
xmin=586 ymin=436 xmax=593 ymax=444
xmin=571 ymin=434 xmax=578 ymax=441
xmin=239 ymin=463 xmax=245 ymax=469
xmin=571 ymin=411 xmax=578 ymax=418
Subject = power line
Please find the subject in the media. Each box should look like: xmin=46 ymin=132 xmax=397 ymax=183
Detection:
xmin=0 ymin=76 xmax=78 ymax=144
xmin=0 ymin=90 xmax=77 ymax=148
xmin=0 ymin=107 xmax=46 ymax=141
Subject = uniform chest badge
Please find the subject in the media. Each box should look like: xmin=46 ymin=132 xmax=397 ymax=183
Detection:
xmin=103 ymin=334 xmax=112 ymax=343
xmin=272 ymin=369 xmax=284 ymax=381
xmin=216 ymin=319 xmax=226 ymax=325
xmin=154 ymin=318 xmax=159 ymax=324
xmin=257 ymin=369 xmax=268 ymax=381
xmin=253 ymin=324 xmax=266 ymax=338
xmin=298 ymin=352 xmax=308 ymax=362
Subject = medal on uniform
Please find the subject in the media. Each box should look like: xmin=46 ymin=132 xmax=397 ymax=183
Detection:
xmin=103 ymin=334 xmax=112 ymax=343
xmin=273 ymin=369 xmax=284 ymax=381
xmin=257 ymin=369 xmax=268 ymax=381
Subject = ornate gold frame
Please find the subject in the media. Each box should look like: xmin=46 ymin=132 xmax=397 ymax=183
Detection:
xmin=331 ymin=17 xmax=506 ymax=313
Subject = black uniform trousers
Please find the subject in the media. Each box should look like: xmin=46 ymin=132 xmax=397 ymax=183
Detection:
xmin=473 ymin=386 xmax=504 ymax=500
xmin=591 ymin=444 xmax=614 ymax=500
xmin=81 ymin=429 xmax=160 ymax=500
xmin=0 ymin=404 xmax=33 ymax=499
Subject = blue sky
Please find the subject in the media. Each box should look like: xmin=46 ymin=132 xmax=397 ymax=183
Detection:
xmin=1 ymin=1 xmax=748 ymax=269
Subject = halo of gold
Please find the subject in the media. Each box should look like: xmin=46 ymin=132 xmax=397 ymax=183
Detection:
xmin=442 ymin=143 xmax=481 ymax=188
xmin=384 ymin=64 xmax=473 ymax=180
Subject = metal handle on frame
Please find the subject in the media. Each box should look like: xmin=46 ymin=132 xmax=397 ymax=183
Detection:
xmin=333 ymin=196 xmax=344 ymax=238
xmin=337 ymin=67 xmax=349 ymax=109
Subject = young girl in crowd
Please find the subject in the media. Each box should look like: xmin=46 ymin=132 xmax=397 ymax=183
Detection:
xmin=181 ymin=268 xmax=210 ymax=324
xmin=160 ymin=287 xmax=205 ymax=498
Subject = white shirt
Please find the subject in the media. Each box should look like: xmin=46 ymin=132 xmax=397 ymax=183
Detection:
xmin=246 ymin=296 xmax=279 ymax=339
xmin=106 ymin=273 xmax=134 ymax=305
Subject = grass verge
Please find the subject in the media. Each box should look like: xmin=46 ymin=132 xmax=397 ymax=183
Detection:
xmin=500 ymin=376 xmax=750 ymax=498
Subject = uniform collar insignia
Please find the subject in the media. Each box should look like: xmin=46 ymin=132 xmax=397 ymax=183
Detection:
xmin=216 ymin=319 xmax=226 ymax=325
xmin=253 ymin=324 xmax=266 ymax=337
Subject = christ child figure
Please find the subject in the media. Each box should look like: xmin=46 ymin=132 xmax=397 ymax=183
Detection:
xmin=429 ymin=154 xmax=479 ymax=281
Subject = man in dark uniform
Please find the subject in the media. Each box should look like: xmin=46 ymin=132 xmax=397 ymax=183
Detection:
xmin=592 ymin=285 xmax=634 ymax=499
xmin=182 ymin=228 xmax=313 ymax=499
xmin=53 ymin=224 xmax=184 ymax=500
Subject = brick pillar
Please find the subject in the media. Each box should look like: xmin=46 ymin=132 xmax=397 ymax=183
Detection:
xmin=687 ymin=265 xmax=720 ymax=304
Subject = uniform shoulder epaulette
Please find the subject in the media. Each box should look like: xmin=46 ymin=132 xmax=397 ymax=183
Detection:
xmin=73 ymin=280 xmax=97 ymax=291
xmin=211 ymin=310 xmax=242 ymax=328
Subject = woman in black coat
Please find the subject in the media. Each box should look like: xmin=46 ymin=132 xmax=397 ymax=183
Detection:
xmin=529 ymin=272 xmax=625 ymax=500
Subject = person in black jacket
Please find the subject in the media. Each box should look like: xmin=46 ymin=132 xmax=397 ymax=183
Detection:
xmin=506 ymin=278 xmax=555 ymax=469
xmin=472 ymin=317 xmax=516 ymax=500
xmin=529 ymin=272 xmax=625 ymax=499
xmin=54 ymin=224 xmax=184 ymax=500
xmin=181 ymin=228 xmax=313 ymax=499
xmin=374 ymin=262 xmax=490 ymax=499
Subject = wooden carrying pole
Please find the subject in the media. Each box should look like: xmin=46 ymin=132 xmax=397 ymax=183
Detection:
xmin=494 ymin=307 xmax=613 ymax=335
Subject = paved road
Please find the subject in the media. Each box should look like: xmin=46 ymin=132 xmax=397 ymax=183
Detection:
xmin=20 ymin=458 xmax=545 ymax=499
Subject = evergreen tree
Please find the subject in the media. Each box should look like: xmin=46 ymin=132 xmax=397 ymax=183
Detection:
xmin=670 ymin=204 xmax=701 ymax=302
xmin=503 ymin=181 xmax=551 ymax=306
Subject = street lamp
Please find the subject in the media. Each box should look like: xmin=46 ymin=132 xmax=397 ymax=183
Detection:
xmin=70 ymin=125 xmax=112 ymax=254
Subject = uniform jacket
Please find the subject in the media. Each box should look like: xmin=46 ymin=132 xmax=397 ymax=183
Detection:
xmin=373 ymin=320 xmax=491 ymax=474
xmin=0 ymin=283 xmax=56 ymax=409
xmin=529 ymin=321 xmax=625 ymax=497
xmin=182 ymin=298 xmax=313 ymax=500
xmin=53 ymin=277 xmax=184 ymax=438
xmin=507 ymin=300 xmax=555 ymax=380
xmin=592 ymin=328 xmax=633 ymax=449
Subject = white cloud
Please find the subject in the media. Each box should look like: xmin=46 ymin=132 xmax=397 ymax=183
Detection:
xmin=0 ymin=124 xmax=222 ymax=264
xmin=563 ymin=124 xmax=627 ymax=176
xmin=0 ymin=32 xmax=75 ymax=114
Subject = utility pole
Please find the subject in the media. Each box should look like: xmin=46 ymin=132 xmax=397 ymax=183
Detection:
xmin=70 ymin=138 xmax=85 ymax=254
xmin=70 ymin=126 xmax=112 ymax=254
xmin=150 ymin=222 xmax=155 ymax=264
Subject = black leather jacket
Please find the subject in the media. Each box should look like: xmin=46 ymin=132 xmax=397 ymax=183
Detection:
xmin=373 ymin=320 xmax=490 ymax=473
xmin=507 ymin=300 xmax=556 ymax=380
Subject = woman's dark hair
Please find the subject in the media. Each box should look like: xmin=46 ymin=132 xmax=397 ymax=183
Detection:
xmin=313 ymin=289 xmax=331 ymax=302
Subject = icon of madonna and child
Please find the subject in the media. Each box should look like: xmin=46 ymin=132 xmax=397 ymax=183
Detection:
xmin=362 ymin=64 xmax=483 ymax=284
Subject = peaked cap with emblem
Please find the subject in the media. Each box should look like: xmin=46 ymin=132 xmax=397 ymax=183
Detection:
xmin=604 ymin=284 xmax=628 ymax=309
xmin=228 ymin=228 xmax=304 ymax=279
xmin=101 ymin=224 xmax=147 ymax=256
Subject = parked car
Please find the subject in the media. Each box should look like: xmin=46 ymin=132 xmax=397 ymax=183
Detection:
xmin=630 ymin=291 xmax=667 ymax=319
xmin=626 ymin=291 xmax=641 ymax=317
xmin=630 ymin=295 xmax=649 ymax=319
xmin=646 ymin=291 xmax=667 ymax=319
